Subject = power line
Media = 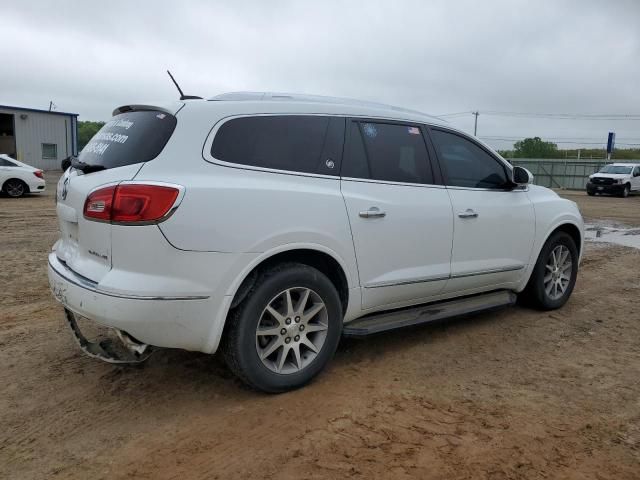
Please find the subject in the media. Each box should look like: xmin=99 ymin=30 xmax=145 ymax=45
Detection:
xmin=434 ymin=111 xmax=473 ymax=118
xmin=436 ymin=110 xmax=640 ymax=119
xmin=481 ymin=111 xmax=640 ymax=120
xmin=479 ymin=137 xmax=640 ymax=146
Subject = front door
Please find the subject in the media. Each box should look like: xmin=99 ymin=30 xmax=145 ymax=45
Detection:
xmin=428 ymin=128 xmax=535 ymax=294
xmin=340 ymin=120 xmax=454 ymax=310
xmin=632 ymin=165 xmax=640 ymax=191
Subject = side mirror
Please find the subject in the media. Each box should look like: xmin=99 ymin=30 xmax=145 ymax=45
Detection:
xmin=512 ymin=166 xmax=533 ymax=185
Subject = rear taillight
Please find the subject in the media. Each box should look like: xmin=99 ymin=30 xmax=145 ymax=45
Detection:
xmin=84 ymin=184 xmax=180 ymax=223
xmin=33 ymin=170 xmax=44 ymax=179
xmin=84 ymin=185 xmax=115 ymax=221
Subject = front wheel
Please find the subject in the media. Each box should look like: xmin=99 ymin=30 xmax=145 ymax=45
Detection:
xmin=586 ymin=190 xmax=595 ymax=196
xmin=521 ymin=232 xmax=578 ymax=310
xmin=621 ymin=184 xmax=630 ymax=198
xmin=222 ymin=263 xmax=342 ymax=393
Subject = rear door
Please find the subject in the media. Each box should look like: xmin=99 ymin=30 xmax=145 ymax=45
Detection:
xmin=341 ymin=120 xmax=453 ymax=310
xmin=428 ymin=127 xmax=535 ymax=294
xmin=54 ymin=109 xmax=178 ymax=282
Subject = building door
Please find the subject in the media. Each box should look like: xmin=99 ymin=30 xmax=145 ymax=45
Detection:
xmin=0 ymin=113 xmax=17 ymax=158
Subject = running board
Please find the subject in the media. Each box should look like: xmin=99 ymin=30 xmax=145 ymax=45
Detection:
xmin=343 ymin=290 xmax=517 ymax=337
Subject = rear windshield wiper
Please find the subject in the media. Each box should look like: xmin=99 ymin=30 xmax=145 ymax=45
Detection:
xmin=71 ymin=158 xmax=106 ymax=174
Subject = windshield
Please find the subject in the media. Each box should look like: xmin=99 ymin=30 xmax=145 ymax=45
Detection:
xmin=78 ymin=110 xmax=177 ymax=170
xmin=598 ymin=165 xmax=633 ymax=174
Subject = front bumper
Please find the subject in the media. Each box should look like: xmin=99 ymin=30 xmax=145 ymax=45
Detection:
xmin=48 ymin=252 xmax=215 ymax=352
xmin=586 ymin=182 xmax=625 ymax=194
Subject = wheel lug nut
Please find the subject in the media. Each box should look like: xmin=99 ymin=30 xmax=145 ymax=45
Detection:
xmin=280 ymin=328 xmax=287 ymax=335
xmin=285 ymin=318 xmax=291 ymax=325
xmin=294 ymin=335 xmax=300 ymax=341
xmin=299 ymin=325 xmax=305 ymax=331
xmin=295 ymin=316 xmax=300 ymax=323
xmin=285 ymin=337 xmax=291 ymax=344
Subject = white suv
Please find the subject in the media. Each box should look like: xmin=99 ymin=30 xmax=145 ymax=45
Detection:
xmin=48 ymin=93 xmax=584 ymax=392
xmin=587 ymin=163 xmax=640 ymax=197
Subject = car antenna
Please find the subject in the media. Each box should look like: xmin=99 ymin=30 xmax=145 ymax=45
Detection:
xmin=166 ymin=70 xmax=203 ymax=100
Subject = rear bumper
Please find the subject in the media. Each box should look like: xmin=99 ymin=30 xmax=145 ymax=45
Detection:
xmin=48 ymin=252 xmax=216 ymax=352
xmin=586 ymin=182 xmax=625 ymax=194
xmin=27 ymin=178 xmax=46 ymax=193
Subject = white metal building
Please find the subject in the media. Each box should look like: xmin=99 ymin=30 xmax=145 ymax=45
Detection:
xmin=0 ymin=105 xmax=78 ymax=170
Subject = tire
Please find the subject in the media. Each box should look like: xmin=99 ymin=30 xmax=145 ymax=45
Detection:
xmin=586 ymin=190 xmax=595 ymax=196
xmin=521 ymin=231 xmax=578 ymax=310
xmin=621 ymin=184 xmax=630 ymax=198
xmin=222 ymin=263 xmax=343 ymax=393
xmin=3 ymin=179 xmax=28 ymax=198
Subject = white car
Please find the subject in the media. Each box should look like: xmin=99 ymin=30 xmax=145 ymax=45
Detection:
xmin=586 ymin=163 xmax=640 ymax=197
xmin=0 ymin=154 xmax=46 ymax=197
xmin=48 ymin=93 xmax=584 ymax=392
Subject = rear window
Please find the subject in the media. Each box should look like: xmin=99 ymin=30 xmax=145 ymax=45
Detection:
xmin=211 ymin=115 xmax=344 ymax=175
xmin=78 ymin=110 xmax=177 ymax=170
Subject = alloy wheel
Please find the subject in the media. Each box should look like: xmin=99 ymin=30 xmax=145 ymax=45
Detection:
xmin=6 ymin=180 xmax=25 ymax=197
xmin=544 ymin=245 xmax=572 ymax=300
xmin=255 ymin=287 xmax=328 ymax=374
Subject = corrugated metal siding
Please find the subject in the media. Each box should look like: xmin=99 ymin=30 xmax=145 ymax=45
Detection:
xmin=511 ymin=158 xmax=640 ymax=189
xmin=0 ymin=107 xmax=74 ymax=170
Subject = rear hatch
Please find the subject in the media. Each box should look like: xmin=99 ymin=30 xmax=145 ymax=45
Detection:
xmin=54 ymin=107 xmax=178 ymax=282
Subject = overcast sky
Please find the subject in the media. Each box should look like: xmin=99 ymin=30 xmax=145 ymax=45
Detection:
xmin=2 ymin=0 xmax=639 ymax=150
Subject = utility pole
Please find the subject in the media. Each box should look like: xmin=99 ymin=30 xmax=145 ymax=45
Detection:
xmin=472 ymin=111 xmax=479 ymax=136
xmin=49 ymin=101 xmax=53 ymax=112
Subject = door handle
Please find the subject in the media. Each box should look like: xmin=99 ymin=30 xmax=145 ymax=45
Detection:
xmin=458 ymin=209 xmax=478 ymax=219
xmin=359 ymin=207 xmax=386 ymax=218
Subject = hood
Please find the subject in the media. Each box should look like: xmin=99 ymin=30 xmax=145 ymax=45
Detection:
xmin=589 ymin=172 xmax=630 ymax=179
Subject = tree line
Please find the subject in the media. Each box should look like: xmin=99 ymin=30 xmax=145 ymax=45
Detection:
xmin=498 ymin=136 xmax=640 ymax=160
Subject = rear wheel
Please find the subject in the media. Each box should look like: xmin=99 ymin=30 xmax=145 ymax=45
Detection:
xmin=521 ymin=232 xmax=578 ymax=310
xmin=3 ymin=179 xmax=27 ymax=198
xmin=222 ymin=263 xmax=342 ymax=393
xmin=586 ymin=190 xmax=595 ymax=196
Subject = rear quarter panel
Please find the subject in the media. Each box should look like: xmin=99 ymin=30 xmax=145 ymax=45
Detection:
xmin=134 ymin=102 xmax=360 ymax=290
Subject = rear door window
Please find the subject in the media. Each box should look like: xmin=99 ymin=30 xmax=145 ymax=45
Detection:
xmin=342 ymin=120 xmax=433 ymax=184
xmin=211 ymin=115 xmax=344 ymax=176
xmin=78 ymin=110 xmax=177 ymax=170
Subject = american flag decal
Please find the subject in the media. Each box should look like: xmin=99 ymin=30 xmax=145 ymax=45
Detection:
xmin=408 ymin=127 xmax=420 ymax=135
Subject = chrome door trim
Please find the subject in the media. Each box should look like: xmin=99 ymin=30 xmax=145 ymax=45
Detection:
xmin=341 ymin=176 xmax=447 ymax=189
xmin=363 ymin=265 xmax=524 ymax=289
xmin=364 ymin=274 xmax=450 ymax=289
xmin=451 ymin=265 xmax=524 ymax=279
xmin=445 ymin=185 xmax=530 ymax=192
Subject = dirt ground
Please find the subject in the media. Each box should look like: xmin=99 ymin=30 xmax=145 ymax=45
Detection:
xmin=1 ymin=173 xmax=639 ymax=480
xmin=555 ymin=188 xmax=640 ymax=225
